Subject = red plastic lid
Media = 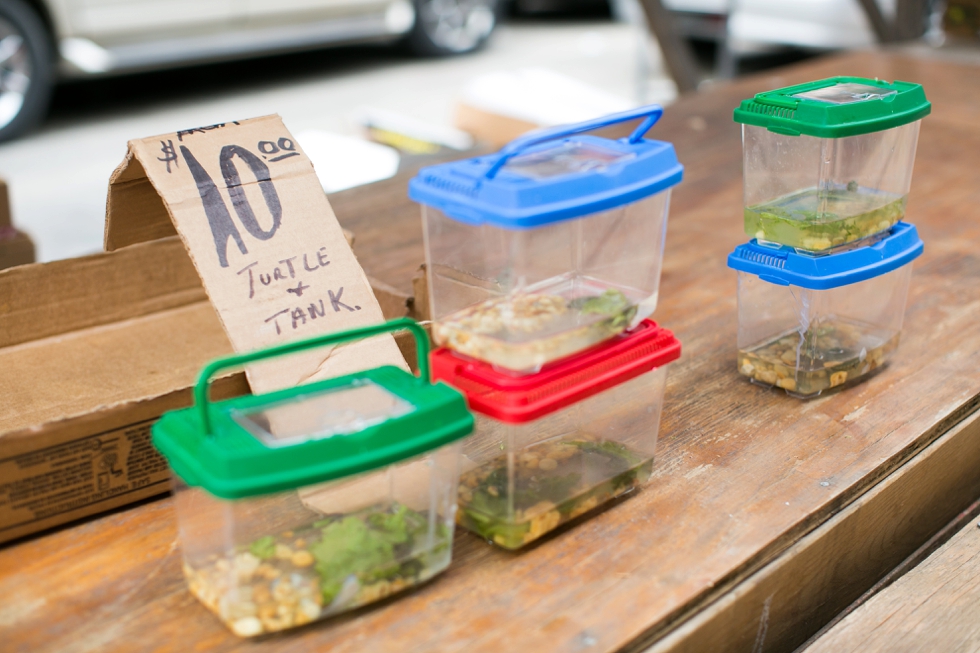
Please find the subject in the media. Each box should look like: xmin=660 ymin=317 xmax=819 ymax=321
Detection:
xmin=430 ymin=319 xmax=681 ymax=423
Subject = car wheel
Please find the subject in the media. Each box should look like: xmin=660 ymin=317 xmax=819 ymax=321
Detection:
xmin=0 ymin=0 xmax=52 ymax=142
xmin=407 ymin=0 xmax=497 ymax=56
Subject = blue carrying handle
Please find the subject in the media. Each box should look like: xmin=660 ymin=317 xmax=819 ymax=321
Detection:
xmin=484 ymin=104 xmax=664 ymax=179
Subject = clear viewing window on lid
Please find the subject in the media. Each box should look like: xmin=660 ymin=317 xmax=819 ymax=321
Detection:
xmin=792 ymin=83 xmax=898 ymax=105
xmin=503 ymin=141 xmax=635 ymax=179
xmin=233 ymin=381 xmax=414 ymax=447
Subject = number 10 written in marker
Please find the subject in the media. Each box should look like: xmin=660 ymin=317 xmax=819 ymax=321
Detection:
xmin=180 ymin=140 xmax=298 ymax=268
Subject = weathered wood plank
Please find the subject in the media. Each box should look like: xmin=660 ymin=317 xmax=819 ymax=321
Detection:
xmin=805 ymin=499 xmax=980 ymax=652
xmin=641 ymin=409 xmax=980 ymax=653
xmin=2 ymin=51 xmax=980 ymax=653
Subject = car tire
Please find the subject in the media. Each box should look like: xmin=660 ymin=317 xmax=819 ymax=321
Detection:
xmin=0 ymin=0 xmax=53 ymax=142
xmin=406 ymin=0 xmax=498 ymax=56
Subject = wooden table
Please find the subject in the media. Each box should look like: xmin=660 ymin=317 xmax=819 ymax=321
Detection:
xmin=805 ymin=498 xmax=980 ymax=652
xmin=3 ymin=50 xmax=980 ymax=653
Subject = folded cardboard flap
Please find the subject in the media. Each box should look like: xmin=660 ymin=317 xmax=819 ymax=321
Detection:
xmin=0 ymin=300 xmax=244 ymax=449
xmin=0 ymin=236 xmax=203 ymax=349
xmin=104 ymin=154 xmax=178 ymax=251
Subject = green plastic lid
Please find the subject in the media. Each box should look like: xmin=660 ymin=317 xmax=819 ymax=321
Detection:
xmin=734 ymin=76 xmax=931 ymax=138
xmin=151 ymin=319 xmax=474 ymax=500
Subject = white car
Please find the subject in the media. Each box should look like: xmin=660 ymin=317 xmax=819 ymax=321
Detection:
xmin=0 ymin=0 xmax=497 ymax=140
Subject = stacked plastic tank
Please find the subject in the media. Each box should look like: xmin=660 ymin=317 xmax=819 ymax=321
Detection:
xmin=729 ymin=77 xmax=930 ymax=398
xmin=410 ymin=106 xmax=684 ymax=548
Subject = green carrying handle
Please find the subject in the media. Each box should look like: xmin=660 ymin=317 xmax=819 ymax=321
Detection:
xmin=193 ymin=317 xmax=430 ymax=435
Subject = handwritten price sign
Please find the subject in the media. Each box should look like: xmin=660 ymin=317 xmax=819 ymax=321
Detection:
xmin=113 ymin=115 xmax=405 ymax=393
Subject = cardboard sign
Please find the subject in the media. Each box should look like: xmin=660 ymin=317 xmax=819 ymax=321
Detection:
xmin=106 ymin=115 xmax=405 ymax=394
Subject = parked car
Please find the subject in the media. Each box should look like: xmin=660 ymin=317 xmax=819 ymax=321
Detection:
xmin=0 ymin=0 xmax=498 ymax=141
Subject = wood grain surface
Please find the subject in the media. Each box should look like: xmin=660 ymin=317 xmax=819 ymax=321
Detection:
xmin=805 ymin=502 xmax=980 ymax=652
xmin=2 ymin=51 xmax=980 ymax=653
xmin=645 ymin=404 xmax=980 ymax=653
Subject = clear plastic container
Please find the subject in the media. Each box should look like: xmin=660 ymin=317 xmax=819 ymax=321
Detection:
xmin=431 ymin=319 xmax=680 ymax=549
xmin=735 ymin=77 xmax=930 ymax=253
xmin=728 ymin=223 xmax=923 ymax=398
xmin=410 ymin=105 xmax=683 ymax=373
xmin=153 ymin=320 xmax=474 ymax=637
xmin=172 ymin=449 xmax=461 ymax=638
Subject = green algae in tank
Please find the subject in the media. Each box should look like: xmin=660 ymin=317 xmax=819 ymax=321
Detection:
xmin=456 ymin=438 xmax=652 ymax=549
xmin=184 ymin=502 xmax=451 ymax=637
xmin=737 ymin=320 xmax=899 ymax=398
xmin=744 ymin=185 xmax=906 ymax=252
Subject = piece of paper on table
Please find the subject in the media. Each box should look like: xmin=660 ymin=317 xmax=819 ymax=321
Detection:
xmin=296 ymin=130 xmax=400 ymax=194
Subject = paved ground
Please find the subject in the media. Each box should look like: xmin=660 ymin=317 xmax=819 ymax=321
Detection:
xmin=0 ymin=17 xmax=675 ymax=262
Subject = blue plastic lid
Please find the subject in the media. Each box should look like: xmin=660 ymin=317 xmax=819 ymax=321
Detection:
xmin=727 ymin=222 xmax=923 ymax=290
xmin=408 ymin=105 xmax=684 ymax=229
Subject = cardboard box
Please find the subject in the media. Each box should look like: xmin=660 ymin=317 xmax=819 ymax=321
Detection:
xmin=0 ymin=237 xmax=248 ymax=544
xmin=367 ymin=273 xmax=427 ymax=370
